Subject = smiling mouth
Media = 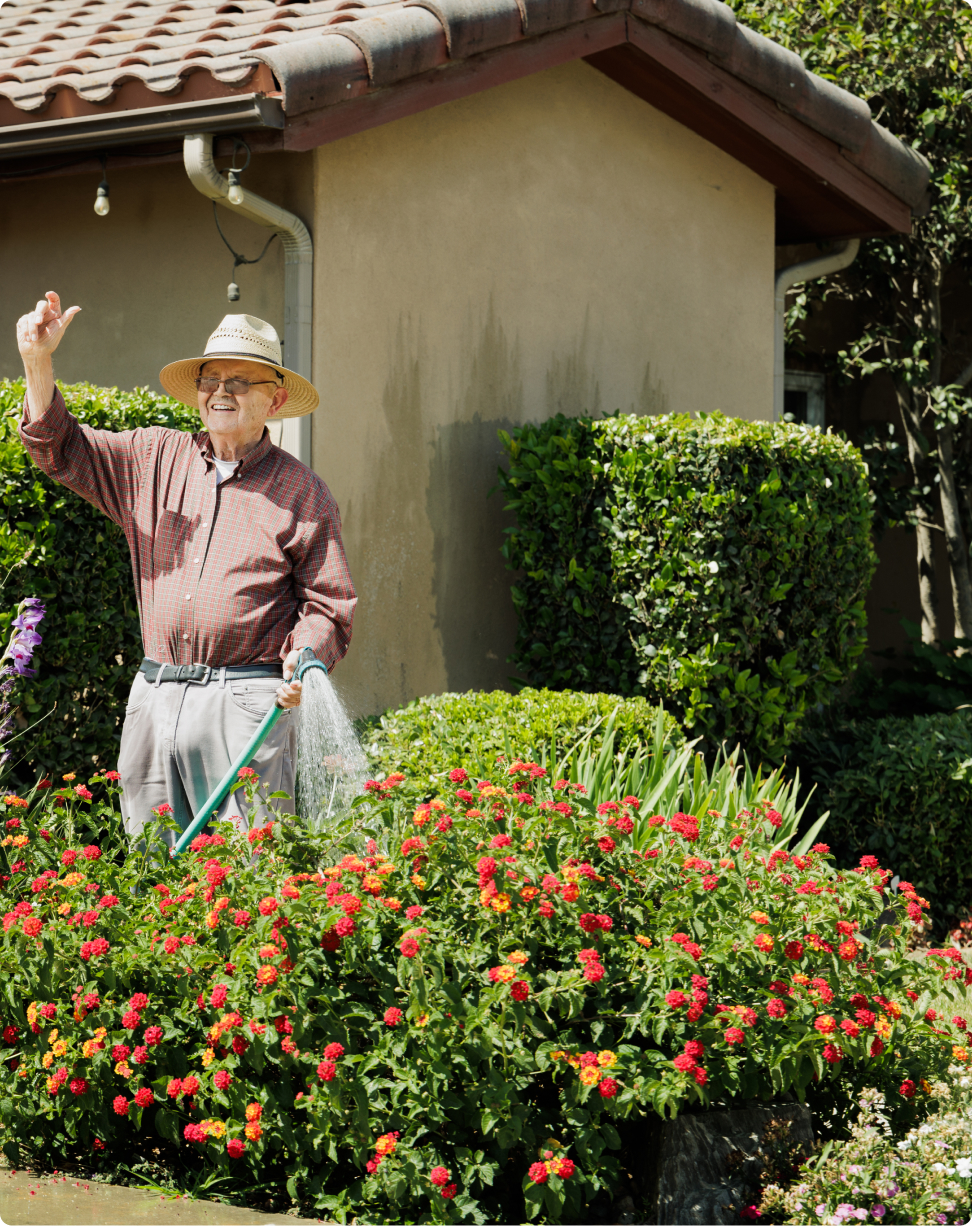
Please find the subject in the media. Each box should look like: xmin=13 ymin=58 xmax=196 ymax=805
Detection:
xmin=209 ymin=401 xmax=238 ymax=411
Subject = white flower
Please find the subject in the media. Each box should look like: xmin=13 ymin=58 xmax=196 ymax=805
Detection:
xmin=708 ymin=561 xmax=719 ymax=574
xmin=932 ymin=1162 xmax=946 ymax=1171
xmin=956 ymin=1156 xmax=972 ymax=1179
xmin=897 ymin=1139 xmax=913 ymax=1150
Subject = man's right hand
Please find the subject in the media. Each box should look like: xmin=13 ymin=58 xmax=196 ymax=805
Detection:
xmin=17 ymin=292 xmax=80 ymax=365
xmin=17 ymin=291 xmax=81 ymax=420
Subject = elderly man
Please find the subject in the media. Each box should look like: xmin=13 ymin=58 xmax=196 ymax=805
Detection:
xmin=16 ymin=291 xmax=356 ymax=845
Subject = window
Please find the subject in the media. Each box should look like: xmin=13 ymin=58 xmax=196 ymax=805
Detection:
xmin=783 ymin=371 xmax=825 ymax=428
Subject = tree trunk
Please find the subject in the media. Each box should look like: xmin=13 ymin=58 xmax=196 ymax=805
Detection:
xmin=895 ymin=381 xmax=940 ymax=644
xmin=936 ymin=420 xmax=972 ymax=640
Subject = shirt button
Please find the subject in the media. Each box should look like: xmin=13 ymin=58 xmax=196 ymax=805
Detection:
xmin=194 ymin=559 xmax=199 ymax=564
xmin=202 ymin=522 xmax=209 ymax=528
xmin=182 ymin=633 xmax=189 ymax=641
xmin=185 ymin=594 xmax=191 ymax=600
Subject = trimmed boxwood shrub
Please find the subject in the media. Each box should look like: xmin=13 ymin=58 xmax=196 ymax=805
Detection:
xmin=358 ymin=688 xmax=684 ymax=783
xmin=799 ymin=710 xmax=972 ymax=931
xmin=497 ymin=413 xmax=875 ymax=761
xmin=0 ymin=378 xmax=197 ymax=779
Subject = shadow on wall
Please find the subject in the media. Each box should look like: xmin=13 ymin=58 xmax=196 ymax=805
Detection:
xmin=426 ymin=302 xmax=671 ymax=695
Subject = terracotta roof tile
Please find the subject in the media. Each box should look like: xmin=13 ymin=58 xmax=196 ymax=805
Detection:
xmin=0 ymin=0 xmax=932 ymax=213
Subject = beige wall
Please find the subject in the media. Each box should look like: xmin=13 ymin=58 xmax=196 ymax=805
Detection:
xmin=313 ymin=59 xmax=775 ymax=717
xmin=0 ymin=151 xmax=312 ymax=391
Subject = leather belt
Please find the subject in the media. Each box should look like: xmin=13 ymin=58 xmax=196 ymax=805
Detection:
xmin=139 ymin=658 xmax=283 ymax=685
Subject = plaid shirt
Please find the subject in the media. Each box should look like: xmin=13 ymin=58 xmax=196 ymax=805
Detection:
xmin=20 ymin=388 xmax=356 ymax=670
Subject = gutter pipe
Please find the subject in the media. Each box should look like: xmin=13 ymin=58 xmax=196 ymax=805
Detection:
xmin=774 ymin=239 xmax=860 ymax=421
xmin=183 ymin=131 xmax=313 ymax=466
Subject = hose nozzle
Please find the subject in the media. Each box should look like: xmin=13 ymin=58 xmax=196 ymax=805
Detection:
xmin=295 ymin=646 xmax=328 ymax=682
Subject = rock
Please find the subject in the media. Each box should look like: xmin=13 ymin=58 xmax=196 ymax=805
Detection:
xmin=636 ymin=1101 xmax=815 ymax=1225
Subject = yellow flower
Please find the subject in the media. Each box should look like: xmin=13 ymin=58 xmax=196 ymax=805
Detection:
xmin=549 ymin=1050 xmax=567 ymax=1062
xmin=491 ymin=893 xmax=512 ymax=913
xmin=479 ymin=888 xmax=494 ymax=907
xmin=635 ymin=936 xmax=652 ymax=948
xmin=921 ymin=1079 xmax=933 ymax=1094
xmin=507 ymin=950 xmax=529 ymax=965
xmin=201 ymin=1048 xmax=215 ymax=1067
xmin=94 ymin=1027 xmax=107 ymax=1039
xmin=62 ymin=773 xmax=76 ymax=781
xmin=597 ymin=1050 xmax=617 ymax=1068
xmin=0 ymin=836 xmax=9 ymax=846
xmin=42 ymin=1052 xmax=53 ymax=1069
xmin=324 ymin=867 xmax=342 ymax=879
xmin=792 ymin=974 xmax=810 ymax=986
xmin=411 ymin=874 xmax=426 ymax=890
xmin=376 ymin=864 xmax=395 ymax=876
xmin=566 ymin=1054 xmax=581 ymax=1069
xmin=416 ymin=1013 xmax=430 ymax=1027
xmin=362 ymin=874 xmax=383 ymax=894
xmin=579 ymin=1066 xmax=602 ymax=1086
xmin=47 ymin=1029 xmax=59 ymax=1045
xmin=953 ymin=1046 xmax=969 ymax=1061
xmin=492 ymin=965 xmax=516 ymax=983
xmin=412 ymin=809 xmax=430 ymax=827
xmin=82 ymin=1039 xmax=102 ymax=1057
xmin=885 ymin=1001 xmax=902 ymax=1019
xmin=62 ymin=873 xmax=84 ymax=887
xmin=206 ymin=911 xmax=219 ymax=929
xmin=874 ymin=1017 xmax=892 ymax=1040
xmin=244 ymin=1121 xmax=263 ymax=1141
xmin=115 ymin=1061 xmax=133 ymax=1078
xmin=749 ymin=911 xmax=770 ymax=925
xmin=245 ymin=1102 xmax=262 ymax=1121
xmin=58 ymin=904 xmax=72 ymax=917
xmin=11 ymin=834 xmax=27 ymax=848
xmin=204 ymin=1119 xmax=226 ymax=1139
xmin=52 ymin=1040 xmax=67 ymax=1058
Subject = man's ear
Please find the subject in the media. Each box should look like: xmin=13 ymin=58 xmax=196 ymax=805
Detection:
xmin=267 ymin=387 xmax=289 ymax=418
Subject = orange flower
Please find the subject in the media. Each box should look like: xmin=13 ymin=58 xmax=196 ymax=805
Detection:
xmin=635 ymin=935 xmax=652 ymax=948
xmin=245 ymin=1102 xmax=262 ymax=1122
xmin=507 ymin=950 xmax=529 ymax=965
xmin=579 ymin=1066 xmax=602 ymax=1086
xmin=597 ymin=1050 xmax=617 ymax=1068
xmin=244 ymin=1121 xmax=262 ymax=1142
xmin=549 ymin=1050 xmax=567 ymax=1062
xmin=749 ymin=911 xmax=770 ymax=925
xmin=520 ymin=886 xmax=539 ymax=902
xmin=491 ymin=893 xmax=512 ymax=913
xmin=375 ymin=1132 xmax=398 ymax=1157
xmin=952 ymin=1046 xmax=969 ymax=1061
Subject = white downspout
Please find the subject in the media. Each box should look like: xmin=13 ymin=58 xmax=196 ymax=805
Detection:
xmin=774 ymin=239 xmax=860 ymax=422
xmin=183 ymin=132 xmax=313 ymax=467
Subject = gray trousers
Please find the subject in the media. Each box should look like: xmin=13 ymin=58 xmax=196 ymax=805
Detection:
xmin=118 ymin=670 xmax=298 ymax=849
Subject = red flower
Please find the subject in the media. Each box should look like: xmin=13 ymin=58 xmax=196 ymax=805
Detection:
xmin=599 ymin=1077 xmax=618 ymax=1097
xmin=214 ymin=1071 xmax=232 ymax=1091
xmin=132 ymin=1045 xmax=149 ymax=1065
xmin=838 ymin=940 xmax=859 ymax=962
xmin=166 ymin=1078 xmax=183 ymax=1098
xmin=61 ymin=850 xmax=77 ymax=867
xmin=227 ymin=1138 xmax=245 ymax=1158
xmin=692 ymin=1066 xmax=708 ymax=1086
xmin=822 ymin=1044 xmax=843 ymax=1065
xmin=430 ymin=1166 xmax=450 ymax=1187
xmin=441 ymin=1184 xmax=458 ymax=1200
xmin=317 ymin=1060 xmax=337 ymax=1082
xmin=400 ymin=938 xmax=420 ymax=958
xmin=184 ymin=1124 xmax=206 ymax=1142
xmin=144 ymin=1026 xmax=163 ymax=1047
xmin=323 ymin=1042 xmax=345 ymax=1059
xmin=583 ymin=962 xmax=605 ymax=983
xmin=511 ymin=980 xmax=530 ymax=1002
xmin=233 ymin=910 xmax=251 ymax=929
xmin=69 ymin=1078 xmax=88 ymax=1096
xmin=121 ymin=1009 xmax=140 ymax=1029
xmin=814 ymin=1015 xmax=837 ymax=1035
xmin=859 ymin=854 xmax=879 ymax=869
xmin=133 ymin=1088 xmax=154 ymax=1108
xmin=257 ymin=897 xmax=278 ymax=916
xmin=673 ymin=1054 xmax=696 ymax=1072
xmin=753 ymin=934 xmax=774 ymax=953
xmin=528 ymin=1161 xmax=549 ymax=1184
xmin=665 ymin=991 xmax=687 ymax=1008
xmin=182 ymin=1075 xmax=200 ymax=1096
xmin=766 ymin=999 xmax=786 ymax=1019
xmin=256 ymin=966 xmax=278 ymax=986
xmin=784 ymin=940 xmax=804 ymax=961
xmin=81 ymin=845 xmax=101 ymax=861
xmin=111 ymin=1044 xmax=131 ymax=1062
xmin=724 ymin=1028 xmax=745 ymax=1045
xmin=22 ymin=916 xmax=42 ymax=937
xmin=684 ymin=1040 xmax=705 ymax=1058
xmin=112 ymin=1095 xmax=129 ymax=1116
xmin=405 ymin=905 xmax=424 ymax=920
xmin=384 ymin=1008 xmax=403 ymax=1027
xmin=597 ymin=836 xmax=616 ymax=854
xmin=39 ymin=1002 xmax=57 ymax=1021
xmin=899 ymin=1079 xmax=916 ymax=1098
xmin=211 ymin=985 xmax=229 ymax=1008
xmin=334 ymin=916 xmax=355 ymax=937
xmin=449 ymin=767 xmax=468 ymax=783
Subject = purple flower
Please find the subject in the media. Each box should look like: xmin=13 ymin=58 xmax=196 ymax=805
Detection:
xmin=871 ymin=1208 xmax=885 ymax=1220
xmin=8 ymin=642 xmax=35 ymax=676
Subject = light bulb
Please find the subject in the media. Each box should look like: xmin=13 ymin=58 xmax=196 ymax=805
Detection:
xmin=227 ymin=170 xmax=243 ymax=205
xmin=94 ymin=181 xmax=110 ymax=216
xmin=227 ymin=282 xmax=240 ymax=302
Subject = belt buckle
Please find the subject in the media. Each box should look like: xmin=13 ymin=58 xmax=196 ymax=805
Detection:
xmin=186 ymin=664 xmax=212 ymax=686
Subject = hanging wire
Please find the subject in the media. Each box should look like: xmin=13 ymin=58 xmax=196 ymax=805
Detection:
xmin=213 ymin=201 xmax=278 ymax=301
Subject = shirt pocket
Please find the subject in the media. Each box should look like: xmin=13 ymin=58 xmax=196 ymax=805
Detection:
xmin=229 ymin=680 xmax=283 ymax=717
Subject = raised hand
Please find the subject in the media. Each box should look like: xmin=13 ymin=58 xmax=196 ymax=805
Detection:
xmin=17 ymin=291 xmax=81 ymax=420
xmin=17 ymin=291 xmax=80 ymax=365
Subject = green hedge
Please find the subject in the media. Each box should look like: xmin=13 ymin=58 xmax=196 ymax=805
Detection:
xmin=358 ymin=688 xmax=683 ymax=784
xmin=497 ymin=412 xmax=875 ymax=761
xmin=0 ymin=378 xmax=197 ymax=779
xmin=803 ymin=710 xmax=972 ymax=929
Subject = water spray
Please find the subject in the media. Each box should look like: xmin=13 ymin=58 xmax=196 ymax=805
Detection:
xmin=170 ymin=649 xmax=327 ymax=859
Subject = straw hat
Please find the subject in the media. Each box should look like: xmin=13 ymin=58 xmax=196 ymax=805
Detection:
xmin=159 ymin=315 xmax=318 ymax=419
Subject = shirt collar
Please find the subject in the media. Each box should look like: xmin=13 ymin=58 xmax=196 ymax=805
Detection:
xmin=196 ymin=428 xmax=274 ymax=475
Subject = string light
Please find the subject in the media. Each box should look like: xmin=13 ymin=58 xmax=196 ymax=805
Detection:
xmin=224 ymin=138 xmax=250 ymax=206
xmin=227 ymin=169 xmax=244 ymax=206
xmin=94 ymin=154 xmax=109 ymax=216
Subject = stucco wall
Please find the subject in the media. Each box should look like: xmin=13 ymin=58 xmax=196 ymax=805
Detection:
xmin=0 ymin=150 xmax=311 ymax=392
xmin=313 ymin=59 xmax=775 ymax=717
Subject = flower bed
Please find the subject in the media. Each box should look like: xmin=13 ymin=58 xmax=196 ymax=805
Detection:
xmin=0 ymin=768 xmax=969 ymax=1222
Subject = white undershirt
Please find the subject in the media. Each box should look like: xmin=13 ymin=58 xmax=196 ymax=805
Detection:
xmin=213 ymin=458 xmax=240 ymax=485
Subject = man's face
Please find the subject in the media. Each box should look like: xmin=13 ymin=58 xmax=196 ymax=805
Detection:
xmin=196 ymin=358 xmax=289 ymax=441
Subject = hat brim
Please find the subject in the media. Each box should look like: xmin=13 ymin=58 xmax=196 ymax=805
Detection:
xmin=158 ymin=355 xmax=319 ymax=419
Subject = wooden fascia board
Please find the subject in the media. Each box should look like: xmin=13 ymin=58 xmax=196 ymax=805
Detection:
xmin=597 ymin=20 xmax=912 ymax=236
xmin=283 ymin=13 xmax=627 ymax=152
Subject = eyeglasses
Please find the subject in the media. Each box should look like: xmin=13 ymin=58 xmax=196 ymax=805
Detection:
xmin=195 ymin=376 xmax=280 ymax=396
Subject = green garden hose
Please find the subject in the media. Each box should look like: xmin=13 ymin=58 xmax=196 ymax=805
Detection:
xmin=170 ymin=649 xmax=328 ymax=859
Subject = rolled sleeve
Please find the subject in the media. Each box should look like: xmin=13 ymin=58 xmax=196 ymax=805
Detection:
xmin=281 ymin=499 xmax=356 ymax=670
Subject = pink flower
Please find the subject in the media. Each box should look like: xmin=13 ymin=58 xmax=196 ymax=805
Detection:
xmin=323 ymin=1042 xmax=345 ymax=1060
xmin=448 ymin=768 xmax=468 ymax=783
xmin=665 ymin=991 xmax=687 ymax=1008
xmin=384 ymin=1008 xmax=403 ymax=1027
xmin=430 ymin=1166 xmax=450 ymax=1187
xmin=227 ymin=1138 xmax=245 ymax=1158
xmin=724 ymin=1028 xmax=745 ymax=1046
xmin=133 ymin=1088 xmax=154 ymax=1108
xmin=144 ymin=1026 xmax=163 ymax=1047
xmin=112 ymin=1095 xmax=129 ymax=1116
xmin=214 ymin=1071 xmax=232 ymax=1091
xmin=74 ymin=785 xmax=93 ymax=801
xmin=400 ymin=938 xmax=419 ymax=958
